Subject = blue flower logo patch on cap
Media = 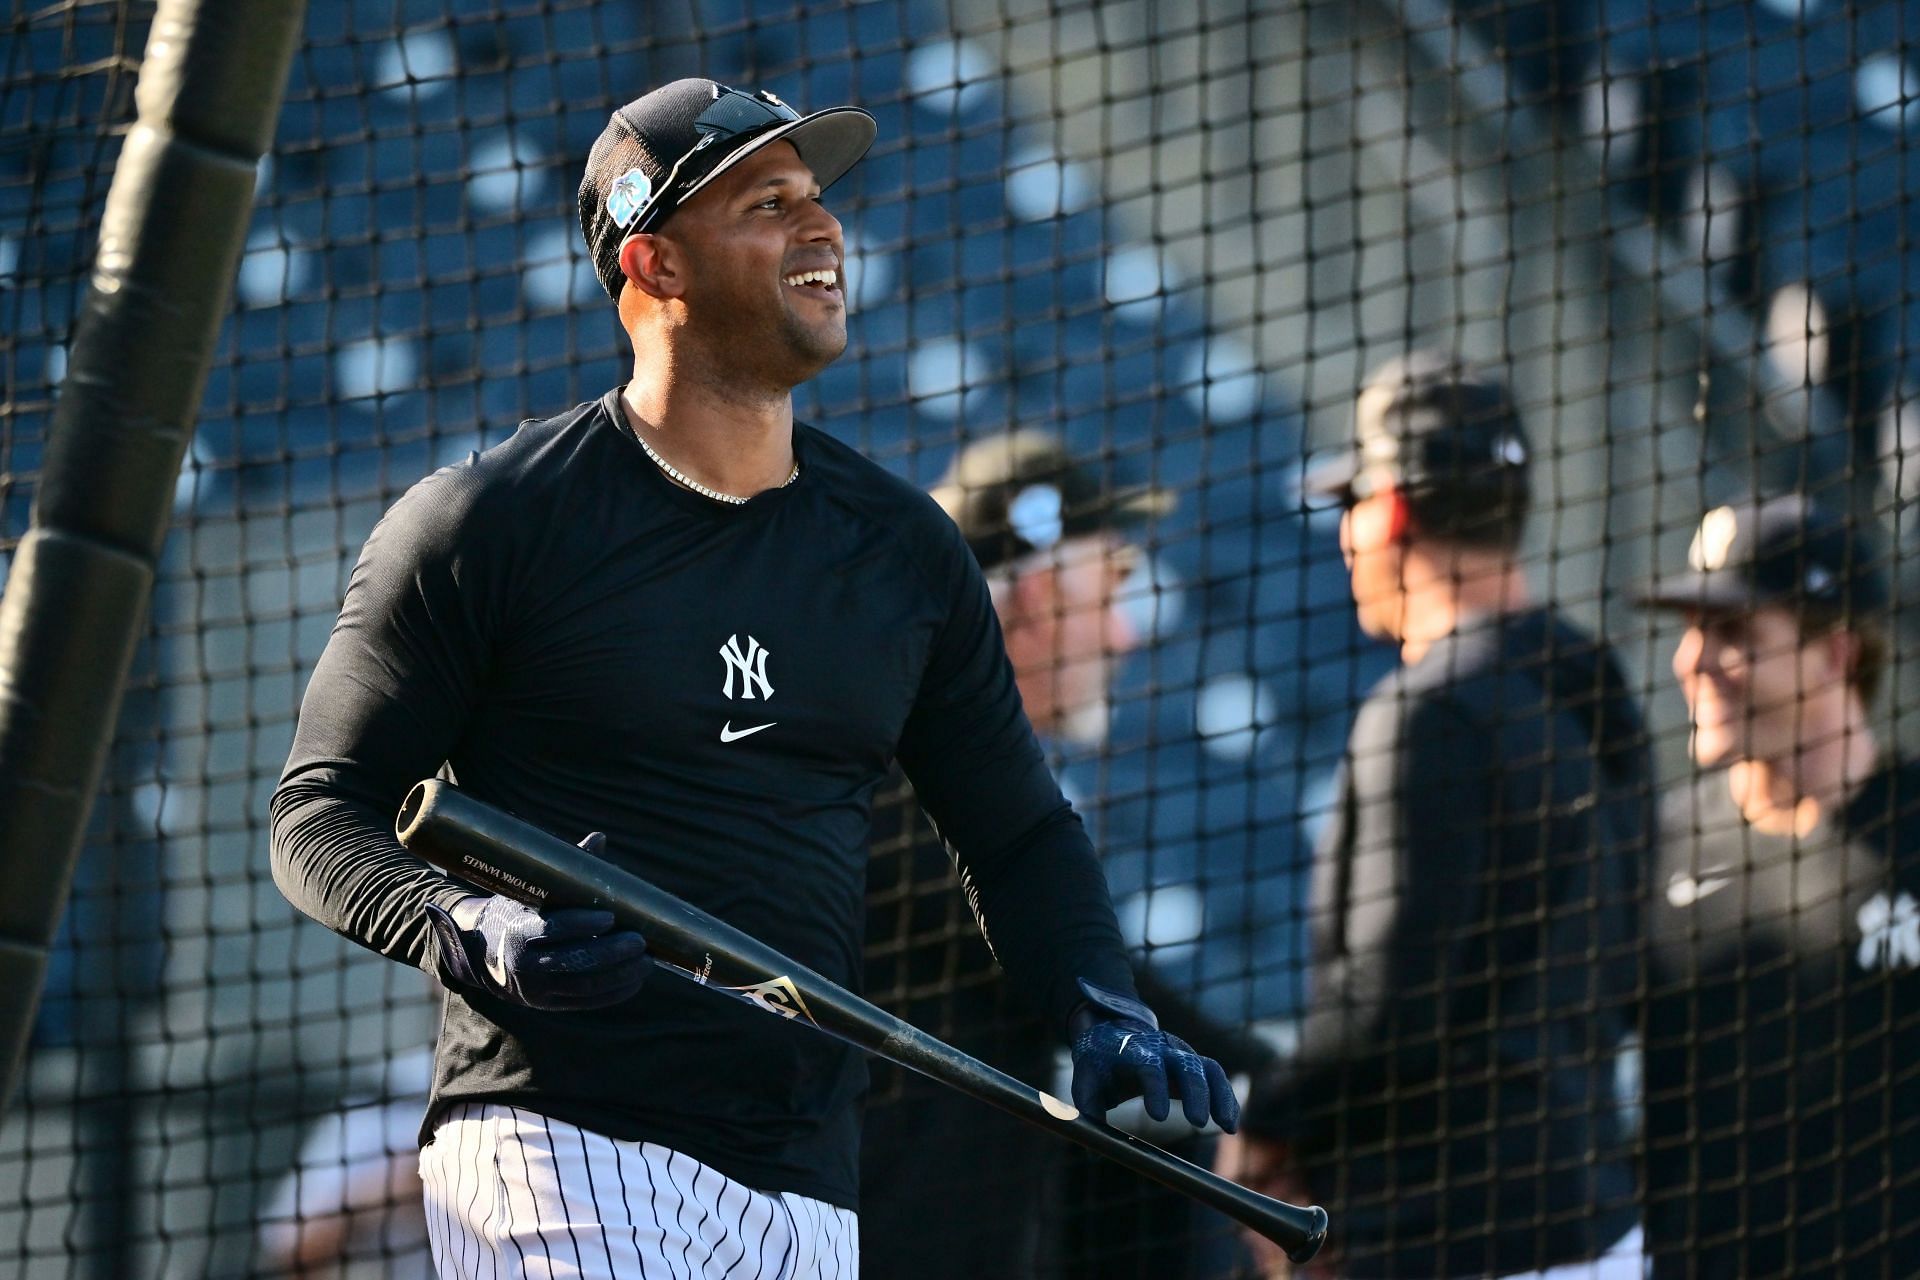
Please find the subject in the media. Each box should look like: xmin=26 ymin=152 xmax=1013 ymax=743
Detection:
xmin=1009 ymin=483 xmax=1065 ymax=551
xmin=607 ymin=168 xmax=654 ymax=229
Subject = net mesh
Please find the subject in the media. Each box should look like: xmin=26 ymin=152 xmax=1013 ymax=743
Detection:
xmin=3 ymin=0 xmax=1916 ymax=1276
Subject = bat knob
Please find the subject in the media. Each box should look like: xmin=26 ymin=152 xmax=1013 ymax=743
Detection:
xmin=1286 ymin=1206 xmax=1330 ymax=1265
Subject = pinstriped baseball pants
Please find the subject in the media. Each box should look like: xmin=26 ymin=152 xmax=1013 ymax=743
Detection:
xmin=419 ymin=1103 xmax=859 ymax=1279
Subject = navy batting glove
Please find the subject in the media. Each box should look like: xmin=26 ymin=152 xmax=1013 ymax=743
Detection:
xmin=422 ymin=833 xmax=650 ymax=1011
xmin=1068 ymin=978 xmax=1241 ymax=1133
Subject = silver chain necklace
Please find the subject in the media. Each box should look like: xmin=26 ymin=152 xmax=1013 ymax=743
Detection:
xmin=633 ymin=428 xmax=799 ymax=505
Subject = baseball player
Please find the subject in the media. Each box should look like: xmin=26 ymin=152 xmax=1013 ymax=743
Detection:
xmin=1637 ymin=496 xmax=1919 ymax=1279
xmin=860 ymin=433 xmax=1276 ymax=1278
xmin=1220 ymin=354 xmax=1647 ymax=1278
xmin=270 ymin=78 xmax=1239 ymax=1280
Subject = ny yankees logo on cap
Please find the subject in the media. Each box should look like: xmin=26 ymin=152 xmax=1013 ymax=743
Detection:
xmin=1689 ymin=505 xmax=1740 ymax=573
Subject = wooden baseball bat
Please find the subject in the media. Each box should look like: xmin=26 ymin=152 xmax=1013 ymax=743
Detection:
xmin=396 ymin=778 xmax=1329 ymax=1263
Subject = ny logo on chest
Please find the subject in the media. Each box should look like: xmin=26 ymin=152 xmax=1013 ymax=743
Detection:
xmin=718 ymin=634 xmax=777 ymax=742
xmin=1857 ymin=889 xmax=1920 ymax=973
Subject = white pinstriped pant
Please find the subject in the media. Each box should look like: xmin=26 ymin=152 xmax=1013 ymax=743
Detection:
xmin=419 ymin=1103 xmax=859 ymax=1279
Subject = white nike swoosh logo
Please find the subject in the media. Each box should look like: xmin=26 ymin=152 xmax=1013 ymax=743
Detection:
xmin=720 ymin=721 xmax=777 ymax=743
xmin=1667 ymin=872 xmax=1733 ymax=908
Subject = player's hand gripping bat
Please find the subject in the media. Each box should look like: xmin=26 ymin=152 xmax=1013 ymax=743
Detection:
xmin=397 ymin=778 xmax=1329 ymax=1264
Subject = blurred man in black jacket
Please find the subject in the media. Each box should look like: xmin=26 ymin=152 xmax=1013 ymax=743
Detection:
xmin=1223 ymin=354 xmax=1647 ymax=1278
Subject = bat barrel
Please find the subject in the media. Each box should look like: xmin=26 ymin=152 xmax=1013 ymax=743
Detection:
xmin=397 ymin=779 xmax=1329 ymax=1262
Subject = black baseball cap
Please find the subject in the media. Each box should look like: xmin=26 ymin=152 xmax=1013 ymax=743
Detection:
xmin=1303 ymin=352 xmax=1531 ymax=507
xmin=1638 ymin=494 xmax=1888 ymax=616
xmin=930 ymin=432 xmax=1173 ymax=572
xmin=578 ymin=78 xmax=877 ymax=301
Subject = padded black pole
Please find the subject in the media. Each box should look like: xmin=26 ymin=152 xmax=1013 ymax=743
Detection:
xmin=0 ymin=0 xmax=306 ymax=1111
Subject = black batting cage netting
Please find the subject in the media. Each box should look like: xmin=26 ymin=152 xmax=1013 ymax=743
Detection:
xmin=5 ymin=0 xmax=1920 ymax=1275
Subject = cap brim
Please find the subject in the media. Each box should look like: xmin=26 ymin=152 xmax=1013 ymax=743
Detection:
xmin=1301 ymin=455 xmax=1360 ymax=503
xmin=676 ymin=106 xmax=877 ymax=213
xmin=1105 ymin=484 xmax=1176 ymax=524
xmin=1635 ymin=570 xmax=1768 ymax=612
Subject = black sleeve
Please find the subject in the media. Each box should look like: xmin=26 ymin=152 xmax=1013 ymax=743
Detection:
xmin=1268 ymin=688 xmax=1490 ymax=1093
xmin=892 ymin=533 xmax=1137 ymax=1039
xmin=268 ymin=465 xmax=504 ymax=971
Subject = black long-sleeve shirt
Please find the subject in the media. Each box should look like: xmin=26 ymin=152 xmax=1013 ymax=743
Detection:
xmin=269 ymin=389 xmax=1137 ymax=1210
xmin=1246 ymin=609 xmax=1646 ymax=1278
xmin=1644 ymin=762 xmax=1920 ymax=1280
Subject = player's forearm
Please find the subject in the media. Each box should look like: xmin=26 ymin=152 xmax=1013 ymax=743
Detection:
xmin=1285 ymin=693 xmax=1485 ymax=1069
xmin=1289 ymin=867 xmax=1460 ymax=1070
xmin=270 ymin=771 xmax=473 ymax=970
xmin=1284 ymin=864 xmax=1412 ymax=1070
xmin=959 ymin=809 xmax=1137 ymax=1037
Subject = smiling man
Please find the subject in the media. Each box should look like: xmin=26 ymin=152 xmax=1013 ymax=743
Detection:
xmin=1638 ymin=495 xmax=1919 ymax=1280
xmin=270 ymin=80 xmax=1237 ymax=1280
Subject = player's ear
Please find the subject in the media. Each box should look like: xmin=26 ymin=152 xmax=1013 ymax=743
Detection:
xmin=619 ymin=234 xmax=684 ymax=301
xmin=1820 ymin=626 xmax=1861 ymax=689
xmin=1343 ymin=487 xmax=1407 ymax=553
xmin=1382 ymin=486 xmax=1411 ymax=544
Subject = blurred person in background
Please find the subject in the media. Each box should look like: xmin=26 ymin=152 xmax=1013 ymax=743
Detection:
xmin=257 ymin=1039 xmax=436 ymax=1280
xmin=862 ymin=432 xmax=1275 ymax=1279
xmin=1636 ymin=495 xmax=1918 ymax=1279
xmin=1218 ymin=353 xmax=1647 ymax=1278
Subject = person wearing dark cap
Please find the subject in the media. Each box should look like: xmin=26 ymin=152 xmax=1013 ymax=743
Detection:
xmin=929 ymin=432 xmax=1172 ymax=741
xmin=1637 ymin=495 xmax=1919 ymax=1280
xmin=272 ymin=81 xmax=1237 ymax=1278
xmin=1217 ymin=353 xmax=1648 ymax=1278
xmin=860 ymin=432 xmax=1273 ymax=1278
